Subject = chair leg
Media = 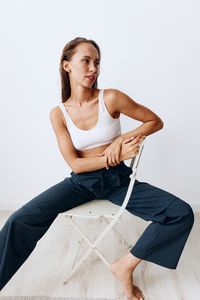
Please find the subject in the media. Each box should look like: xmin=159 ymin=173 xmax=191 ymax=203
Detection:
xmin=66 ymin=217 xmax=99 ymax=270
xmin=68 ymin=213 xmax=122 ymax=270
xmin=102 ymin=216 xmax=133 ymax=249
xmin=71 ymin=238 xmax=84 ymax=269
xmin=63 ymin=216 xmax=111 ymax=284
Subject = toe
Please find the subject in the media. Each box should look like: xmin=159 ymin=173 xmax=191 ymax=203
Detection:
xmin=133 ymin=286 xmax=144 ymax=298
xmin=134 ymin=285 xmax=143 ymax=293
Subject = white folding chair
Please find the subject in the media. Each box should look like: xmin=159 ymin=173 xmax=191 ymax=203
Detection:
xmin=60 ymin=140 xmax=145 ymax=285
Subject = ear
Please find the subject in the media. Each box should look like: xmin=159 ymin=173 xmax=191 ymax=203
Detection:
xmin=63 ymin=60 xmax=71 ymax=73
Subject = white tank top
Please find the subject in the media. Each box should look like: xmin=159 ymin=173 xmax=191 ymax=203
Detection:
xmin=59 ymin=89 xmax=121 ymax=150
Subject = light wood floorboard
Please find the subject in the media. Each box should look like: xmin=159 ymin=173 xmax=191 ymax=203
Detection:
xmin=0 ymin=210 xmax=199 ymax=299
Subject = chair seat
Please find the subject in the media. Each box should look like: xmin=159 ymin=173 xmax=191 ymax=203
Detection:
xmin=60 ymin=199 xmax=121 ymax=219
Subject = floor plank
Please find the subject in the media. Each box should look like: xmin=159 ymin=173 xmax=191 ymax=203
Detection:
xmin=0 ymin=210 xmax=199 ymax=299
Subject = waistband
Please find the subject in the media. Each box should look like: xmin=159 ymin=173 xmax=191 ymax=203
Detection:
xmin=70 ymin=161 xmax=133 ymax=195
xmin=70 ymin=161 xmax=127 ymax=177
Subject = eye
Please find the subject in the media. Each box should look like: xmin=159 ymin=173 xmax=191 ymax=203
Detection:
xmin=83 ymin=59 xmax=89 ymax=63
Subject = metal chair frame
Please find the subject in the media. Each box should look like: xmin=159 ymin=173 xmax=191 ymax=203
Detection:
xmin=61 ymin=140 xmax=145 ymax=284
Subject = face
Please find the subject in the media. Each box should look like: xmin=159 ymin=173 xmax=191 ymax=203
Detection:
xmin=63 ymin=43 xmax=100 ymax=88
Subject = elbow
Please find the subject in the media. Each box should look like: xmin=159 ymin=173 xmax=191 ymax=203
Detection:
xmin=71 ymin=161 xmax=80 ymax=175
xmin=72 ymin=168 xmax=79 ymax=175
xmin=156 ymin=118 xmax=164 ymax=130
xmin=71 ymin=165 xmax=79 ymax=175
xmin=159 ymin=119 xmax=164 ymax=129
xmin=149 ymin=118 xmax=164 ymax=134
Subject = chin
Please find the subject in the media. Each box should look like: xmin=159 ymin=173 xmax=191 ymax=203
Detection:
xmin=83 ymin=82 xmax=93 ymax=88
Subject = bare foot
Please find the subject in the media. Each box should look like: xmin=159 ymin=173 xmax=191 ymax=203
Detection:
xmin=109 ymin=255 xmax=144 ymax=300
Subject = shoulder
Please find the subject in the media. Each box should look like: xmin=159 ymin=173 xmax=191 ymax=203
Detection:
xmin=104 ymin=88 xmax=131 ymax=109
xmin=104 ymin=88 xmax=121 ymax=99
xmin=102 ymin=88 xmax=124 ymax=117
xmin=104 ymin=88 xmax=127 ymax=104
xmin=49 ymin=105 xmax=67 ymax=128
xmin=50 ymin=105 xmax=62 ymax=120
xmin=103 ymin=88 xmax=143 ymax=117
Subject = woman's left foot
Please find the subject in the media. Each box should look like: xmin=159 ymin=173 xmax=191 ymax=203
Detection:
xmin=109 ymin=255 xmax=144 ymax=299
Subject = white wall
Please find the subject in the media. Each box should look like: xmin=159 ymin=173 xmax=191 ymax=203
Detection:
xmin=0 ymin=0 xmax=199 ymax=210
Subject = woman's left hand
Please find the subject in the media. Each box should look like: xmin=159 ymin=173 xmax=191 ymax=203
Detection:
xmin=96 ymin=137 xmax=124 ymax=167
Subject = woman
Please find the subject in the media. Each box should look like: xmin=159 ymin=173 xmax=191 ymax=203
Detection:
xmin=0 ymin=37 xmax=194 ymax=300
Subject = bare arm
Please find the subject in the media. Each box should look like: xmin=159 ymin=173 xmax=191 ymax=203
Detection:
xmin=50 ymin=107 xmax=112 ymax=174
xmin=50 ymin=106 xmax=143 ymax=174
xmin=75 ymin=156 xmax=109 ymax=174
xmin=106 ymin=89 xmax=164 ymax=141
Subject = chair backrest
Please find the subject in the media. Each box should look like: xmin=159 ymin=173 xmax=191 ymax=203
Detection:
xmin=115 ymin=140 xmax=145 ymax=218
xmin=129 ymin=139 xmax=145 ymax=173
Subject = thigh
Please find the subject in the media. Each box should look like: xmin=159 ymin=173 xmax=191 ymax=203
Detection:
xmin=127 ymin=180 xmax=182 ymax=220
xmin=22 ymin=176 xmax=95 ymax=217
xmin=108 ymin=179 xmax=180 ymax=221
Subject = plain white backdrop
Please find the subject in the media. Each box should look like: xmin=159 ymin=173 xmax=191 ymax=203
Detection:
xmin=0 ymin=0 xmax=199 ymax=210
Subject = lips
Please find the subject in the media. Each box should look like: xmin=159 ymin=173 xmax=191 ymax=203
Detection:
xmin=86 ymin=76 xmax=96 ymax=81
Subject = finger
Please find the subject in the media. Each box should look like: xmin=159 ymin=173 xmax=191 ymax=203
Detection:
xmin=114 ymin=151 xmax=120 ymax=164
xmin=97 ymin=151 xmax=105 ymax=156
xmin=135 ymin=135 xmax=142 ymax=140
xmin=112 ymin=153 xmax=119 ymax=165
xmin=130 ymin=135 xmax=141 ymax=142
xmin=111 ymin=153 xmax=117 ymax=165
xmin=108 ymin=154 xmax=113 ymax=166
xmin=122 ymin=137 xmax=135 ymax=144
xmin=97 ymin=153 xmax=103 ymax=156
xmin=129 ymin=135 xmax=144 ymax=145
xmin=116 ymin=153 xmax=120 ymax=164
xmin=109 ymin=154 xmax=116 ymax=166
xmin=126 ymin=136 xmax=135 ymax=142
xmin=105 ymin=155 xmax=109 ymax=169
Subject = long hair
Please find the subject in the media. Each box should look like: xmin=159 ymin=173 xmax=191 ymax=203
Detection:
xmin=59 ymin=37 xmax=101 ymax=103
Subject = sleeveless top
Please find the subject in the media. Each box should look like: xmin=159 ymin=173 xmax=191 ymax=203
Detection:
xmin=59 ymin=89 xmax=121 ymax=150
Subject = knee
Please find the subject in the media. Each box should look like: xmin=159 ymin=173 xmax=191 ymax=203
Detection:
xmin=6 ymin=205 xmax=34 ymax=229
xmin=7 ymin=207 xmax=24 ymax=225
xmin=170 ymin=198 xmax=194 ymax=228
xmin=180 ymin=201 xmax=194 ymax=228
xmin=187 ymin=204 xmax=194 ymax=227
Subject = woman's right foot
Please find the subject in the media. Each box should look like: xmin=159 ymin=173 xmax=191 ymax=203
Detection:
xmin=109 ymin=255 xmax=144 ymax=299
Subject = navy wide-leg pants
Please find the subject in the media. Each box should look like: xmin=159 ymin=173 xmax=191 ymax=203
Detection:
xmin=0 ymin=162 xmax=194 ymax=290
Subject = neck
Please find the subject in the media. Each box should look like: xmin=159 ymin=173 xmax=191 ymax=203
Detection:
xmin=69 ymin=86 xmax=95 ymax=107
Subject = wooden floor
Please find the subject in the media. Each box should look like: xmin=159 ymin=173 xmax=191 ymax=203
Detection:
xmin=0 ymin=210 xmax=199 ymax=300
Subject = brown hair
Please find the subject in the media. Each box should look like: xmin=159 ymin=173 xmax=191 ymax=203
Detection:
xmin=59 ymin=37 xmax=101 ymax=103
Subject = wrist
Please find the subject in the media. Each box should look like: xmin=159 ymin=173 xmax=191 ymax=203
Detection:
xmin=99 ymin=155 xmax=109 ymax=169
xmin=114 ymin=135 xmax=124 ymax=143
xmin=119 ymin=152 xmax=125 ymax=162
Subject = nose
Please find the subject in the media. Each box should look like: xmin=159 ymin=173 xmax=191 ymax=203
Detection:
xmin=89 ymin=62 xmax=98 ymax=73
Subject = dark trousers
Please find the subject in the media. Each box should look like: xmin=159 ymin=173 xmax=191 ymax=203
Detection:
xmin=0 ymin=162 xmax=194 ymax=290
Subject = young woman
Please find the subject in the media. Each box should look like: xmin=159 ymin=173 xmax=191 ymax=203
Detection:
xmin=0 ymin=37 xmax=194 ymax=300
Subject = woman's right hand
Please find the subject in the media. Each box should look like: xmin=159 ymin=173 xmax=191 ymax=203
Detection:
xmin=120 ymin=135 xmax=145 ymax=161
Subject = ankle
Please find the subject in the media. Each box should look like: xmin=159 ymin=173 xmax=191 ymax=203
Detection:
xmin=125 ymin=253 xmax=142 ymax=270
